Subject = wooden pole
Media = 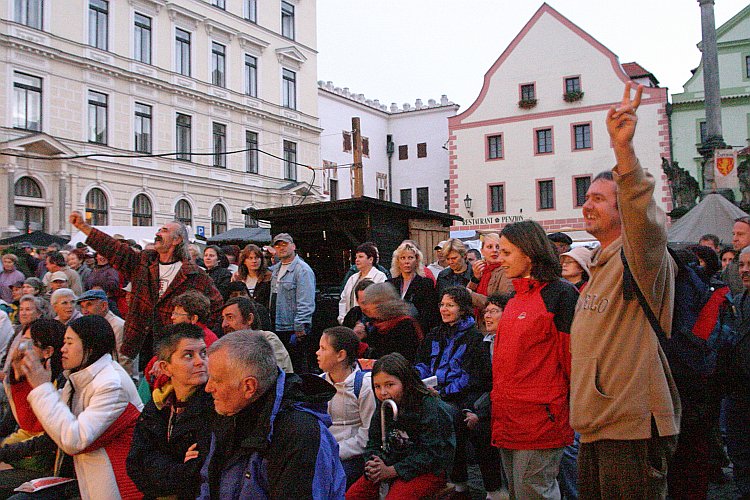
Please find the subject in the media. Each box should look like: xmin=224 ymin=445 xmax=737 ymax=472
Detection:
xmin=352 ymin=117 xmax=364 ymax=197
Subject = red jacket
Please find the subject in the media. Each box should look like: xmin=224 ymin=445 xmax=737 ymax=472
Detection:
xmin=86 ymin=229 xmax=223 ymax=358
xmin=491 ymin=278 xmax=578 ymax=450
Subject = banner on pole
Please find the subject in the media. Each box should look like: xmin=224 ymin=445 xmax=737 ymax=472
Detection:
xmin=714 ymin=149 xmax=738 ymax=189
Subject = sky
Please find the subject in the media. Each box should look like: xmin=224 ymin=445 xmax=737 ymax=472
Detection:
xmin=317 ymin=0 xmax=750 ymax=111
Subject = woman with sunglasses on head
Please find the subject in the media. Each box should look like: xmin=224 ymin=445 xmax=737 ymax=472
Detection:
xmin=490 ymin=220 xmax=579 ymax=500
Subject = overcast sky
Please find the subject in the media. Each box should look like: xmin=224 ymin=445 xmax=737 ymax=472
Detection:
xmin=317 ymin=0 xmax=750 ymax=111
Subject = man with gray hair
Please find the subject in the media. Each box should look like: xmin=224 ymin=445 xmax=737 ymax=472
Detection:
xmin=199 ymin=331 xmax=346 ymax=499
xmin=69 ymin=212 xmax=222 ymax=362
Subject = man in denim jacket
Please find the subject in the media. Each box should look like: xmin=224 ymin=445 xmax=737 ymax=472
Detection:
xmin=269 ymin=233 xmax=316 ymax=373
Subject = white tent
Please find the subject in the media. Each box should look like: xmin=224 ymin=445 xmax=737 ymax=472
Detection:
xmin=667 ymin=193 xmax=748 ymax=245
xmin=68 ymin=226 xmax=164 ymax=249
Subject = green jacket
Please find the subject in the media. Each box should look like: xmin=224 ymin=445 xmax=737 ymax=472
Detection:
xmin=365 ymin=394 xmax=455 ymax=481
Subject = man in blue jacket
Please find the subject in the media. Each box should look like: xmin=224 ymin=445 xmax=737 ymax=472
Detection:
xmin=200 ymin=331 xmax=345 ymax=499
xmin=269 ymin=233 xmax=316 ymax=373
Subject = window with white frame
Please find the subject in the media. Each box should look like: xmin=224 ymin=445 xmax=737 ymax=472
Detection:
xmin=245 ymin=54 xmax=258 ymax=97
xmin=132 ymin=194 xmax=152 ymax=226
xmin=134 ymin=103 xmax=152 ymax=153
xmin=246 ymin=130 xmax=258 ymax=174
xmin=175 ymin=28 xmax=191 ymax=76
xmin=176 ymin=113 xmax=191 ymax=161
xmin=88 ymin=90 xmax=108 ymax=145
xmin=535 ymin=128 xmax=553 ymax=154
xmin=88 ymin=0 xmax=108 ymax=50
xmin=211 ymin=42 xmax=226 ymax=87
xmin=487 ymin=134 xmax=503 ymax=159
xmin=246 ymin=0 xmax=257 ymax=22
xmin=14 ymin=0 xmax=43 ymax=29
xmin=13 ymin=72 xmax=42 ymax=131
xmin=281 ymin=1 xmax=295 ymax=39
xmin=174 ymin=199 xmax=192 ymax=226
xmin=282 ymin=68 xmax=296 ymax=109
xmin=213 ymin=122 xmax=226 ymax=168
xmin=134 ymin=13 xmax=151 ymax=64
xmin=573 ymin=123 xmax=591 ymax=150
xmin=283 ymin=140 xmax=297 ymax=180
xmin=85 ymin=188 xmax=108 ymax=225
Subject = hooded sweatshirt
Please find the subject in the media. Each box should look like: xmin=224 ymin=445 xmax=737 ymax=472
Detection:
xmin=569 ymin=161 xmax=681 ymax=443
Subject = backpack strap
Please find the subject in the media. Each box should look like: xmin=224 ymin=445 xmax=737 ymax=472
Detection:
xmin=620 ymin=249 xmax=668 ymax=342
xmin=353 ymin=370 xmax=365 ymax=399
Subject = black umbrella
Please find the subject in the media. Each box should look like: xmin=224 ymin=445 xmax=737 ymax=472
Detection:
xmin=0 ymin=230 xmax=70 ymax=247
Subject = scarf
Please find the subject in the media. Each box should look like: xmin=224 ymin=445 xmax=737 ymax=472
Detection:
xmin=476 ymin=262 xmax=502 ymax=297
xmin=373 ymin=315 xmax=424 ymax=341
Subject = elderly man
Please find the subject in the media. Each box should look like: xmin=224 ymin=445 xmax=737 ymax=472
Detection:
xmin=41 ymin=251 xmax=82 ymax=295
xmin=78 ymin=289 xmax=138 ymax=382
xmin=723 ymin=217 xmax=750 ymax=297
xmin=199 ymin=331 xmax=346 ymax=499
xmin=269 ymin=233 xmax=316 ymax=374
xmin=570 ymin=82 xmax=680 ymax=499
xmin=69 ymin=211 xmax=222 ymax=362
xmin=221 ymin=296 xmax=293 ymax=374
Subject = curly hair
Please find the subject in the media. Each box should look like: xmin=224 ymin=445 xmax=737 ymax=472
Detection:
xmin=390 ymin=240 xmax=426 ymax=278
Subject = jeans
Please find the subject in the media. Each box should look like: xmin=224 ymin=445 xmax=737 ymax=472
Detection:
xmin=558 ymin=432 xmax=579 ymax=499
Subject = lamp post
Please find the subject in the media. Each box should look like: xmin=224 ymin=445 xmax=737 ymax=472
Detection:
xmin=463 ymin=194 xmax=473 ymax=218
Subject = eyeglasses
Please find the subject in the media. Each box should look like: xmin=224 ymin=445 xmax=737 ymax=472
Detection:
xmin=171 ymin=311 xmax=191 ymax=317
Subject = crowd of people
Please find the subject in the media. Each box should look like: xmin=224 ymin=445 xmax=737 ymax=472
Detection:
xmin=0 ymin=81 xmax=745 ymax=500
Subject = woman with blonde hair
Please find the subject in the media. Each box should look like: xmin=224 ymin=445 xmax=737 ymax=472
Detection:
xmin=386 ymin=240 xmax=439 ymax=334
xmin=232 ymin=244 xmax=272 ymax=308
xmin=468 ymin=233 xmax=513 ymax=316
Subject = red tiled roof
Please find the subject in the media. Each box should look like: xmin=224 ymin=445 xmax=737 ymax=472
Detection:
xmin=622 ymin=62 xmax=651 ymax=78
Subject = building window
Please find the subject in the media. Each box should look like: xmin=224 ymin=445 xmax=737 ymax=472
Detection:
xmin=211 ymin=0 xmax=225 ymax=9
xmin=133 ymin=13 xmax=151 ymax=64
xmin=14 ymin=0 xmax=43 ymax=29
xmin=398 ymin=145 xmax=408 ymax=160
xmin=535 ymin=128 xmax=553 ymax=154
xmin=85 ymin=188 xmax=108 ymax=225
xmin=538 ymin=180 xmax=555 ymax=210
xmin=15 ymin=177 xmax=42 ymax=198
xmin=746 ymin=56 xmax=750 ymax=79
xmin=13 ymin=72 xmax=42 ymax=132
xmin=282 ymin=68 xmax=296 ymax=109
xmin=363 ymin=137 xmax=370 ymax=157
xmin=489 ymin=184 xmax=505 ymax=213
xmin=88 ymin=90 xmax=108 ymax=145
xmin=176 ymin=113 xmax=191 ymax=161
xmin=329 ymin=179 xmax=338 ymax=201
xmin=283 ymin=140 xmax=297 ymax=180
xmin=14 ymin=177 xmax=44 ymax=233
xmin=175 ymin=28 xmax=191 ymax=76
xmin=487 ymin=134 xmax=503 ymax=160
xmin=376 ymin=173 xmax=387 ymax=200
xmin=400 ymin=189 xmax=412 ymax=206
xmin=246 ymin=130 xmax=258 ymax=174
xmin=213 ymin=122 xmax=226 ymax=168
xmin=417 ymin=142 xmax=427 ymax=158
xmin=244 ymin=54 xmax=258 ymax=97
xmin=134 ymin=103 xmax=152 ymax=153
xmin=88 ymin=0 xmax=108 ymax=50
xmin=281 ymin=1 xmax=295 ymax=39
xmin=565 ymin=76 xmax=581 ymax=93
xmin=211 ymin=204 xmax=227 ymax=236
xmin=244 ymin=208 xmax=259 ymax=228
xmin=342 ymin=131 xmax=352 ymax=153
xmin=573 ymin=123 xmax=592 ymax=150
xmin=211 ymin=42 xmax=226 ymax=87
xmin=416 ymin=187 xmax=429 ymax=210
xmin=521 ymin=83 xmax=535 ymax=101
xmin=699 ymin=121 xmax=707 ymax=144
xmin=246 ymin=0 xmax=257 ymax=22
xmin=175 ymin=199 xmax=192 ymax=227
xmin=132 ymin=194 xmax=152 ymax=226
xmin=574 ymin=176 xmax=591 ymax=208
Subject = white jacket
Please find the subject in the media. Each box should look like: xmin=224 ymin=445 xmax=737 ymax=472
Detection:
xmin=321 ymin=367 xmax=376 ymax=460
xmin=27 ymin=354 xmax=144 ymax=500
xmin=338 ymin=267 xmax=387 ymax=324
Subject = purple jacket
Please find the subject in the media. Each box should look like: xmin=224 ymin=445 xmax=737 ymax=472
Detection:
xmin=0 ymin=269 xmax=24 ymax=303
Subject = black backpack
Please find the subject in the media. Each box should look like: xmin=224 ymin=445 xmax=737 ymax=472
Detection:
xmin=621 ymin=248 xmax=738 ymax=377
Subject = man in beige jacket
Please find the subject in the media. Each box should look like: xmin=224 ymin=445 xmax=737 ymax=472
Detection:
xmin=569 ymin=82 xmax=680 ymax=499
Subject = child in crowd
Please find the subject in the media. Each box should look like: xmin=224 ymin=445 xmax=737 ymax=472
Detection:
xmin=346 ymin=353 xmax=455 ymax=500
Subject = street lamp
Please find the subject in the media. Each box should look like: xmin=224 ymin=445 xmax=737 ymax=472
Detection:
xmin=464 ymin=194 xmax=473 ymax=217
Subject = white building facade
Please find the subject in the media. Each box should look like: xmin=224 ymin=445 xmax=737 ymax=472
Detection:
xmin=318 ymin=81 xmax=458 ymax=211
xmin=448 ymin=4 xmax=672 ymax=234
xmin=1 ymin=0 xmax=321 ymax=238
xmin=671 ymin=4 xmax=750 ymax=198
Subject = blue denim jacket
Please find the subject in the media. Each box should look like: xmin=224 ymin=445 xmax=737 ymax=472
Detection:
xmin=270 ymin=255 xmax=316 ymax=331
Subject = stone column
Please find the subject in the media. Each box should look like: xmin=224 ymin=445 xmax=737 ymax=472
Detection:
xmin=2 ymin=160 xmax=20 ymax=237
xmin=56 ymin=169 xmax=69 ymax=236
xmin=697 ymin=0 xmax=726 ymax=190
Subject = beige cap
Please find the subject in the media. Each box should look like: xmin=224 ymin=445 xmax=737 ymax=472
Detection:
xmin=50 ymin=271 xmax=68 ymax=282
xmin=561 ymin=246 xmax=592 ymax=277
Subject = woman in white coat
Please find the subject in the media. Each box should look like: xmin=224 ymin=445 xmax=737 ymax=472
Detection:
xmin=338 ymin=242 xmax=386 ymax=324
xmin=19 ymin=315 xmax=144 ymax=500
xmin=317 ymin=326 xmax=376 ymax=488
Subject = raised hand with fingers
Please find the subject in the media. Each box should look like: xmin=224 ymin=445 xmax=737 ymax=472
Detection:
xmin=606 ymin=81 xmax=643 ymax=148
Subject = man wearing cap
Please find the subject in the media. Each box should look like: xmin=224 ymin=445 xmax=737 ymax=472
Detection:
xmin=69 ymin=211 xmax=222 ymax=364
xmin=548 ymin=232 xmax=573 ymax=256
xmin=47 ymin=271 xmax=69 ymax=294
xmin=426 ymin=240 xmax=448 ymax=280
xmin=269 ymin=233 xmax=315 ymax=374
xmin=41 ymin=251 xmax=83 ymax=295
xmin=77 ymin=289 xmax=138 ymax=382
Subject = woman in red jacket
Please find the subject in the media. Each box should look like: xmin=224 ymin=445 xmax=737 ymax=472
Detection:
xmin=491 ymin=220 xmax=579 ymax=499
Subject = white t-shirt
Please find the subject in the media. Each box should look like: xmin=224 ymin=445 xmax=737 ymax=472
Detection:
xmin=158 ymin=261 xmax=182 ymax=297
